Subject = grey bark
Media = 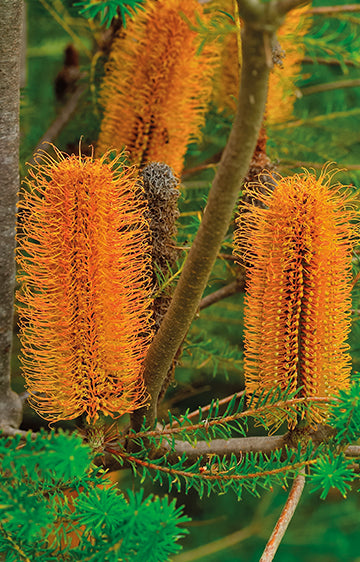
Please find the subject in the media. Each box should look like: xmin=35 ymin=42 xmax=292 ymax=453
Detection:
xmin=0 ymin=0 xmax=23 ymax=429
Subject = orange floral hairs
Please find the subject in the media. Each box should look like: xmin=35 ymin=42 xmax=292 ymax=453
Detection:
xmin=234 ymin=169 xmax=357 ymax=428
xmin=96 ymin=0 xmax=217 ymax=175
xmin=16 ymin=147 xmax=153 ymax=424
xmin=267 ymin=5 xmax=312 ymax=126
xmin=212 ymin=1 xmax=311 ymax=125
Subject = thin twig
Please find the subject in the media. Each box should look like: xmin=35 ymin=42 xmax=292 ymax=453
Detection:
xmin=164 ymin=390 xmax=246 ymax=429
xmin=279 ymin=160 xmax=360 ymax=171
xmin=260 ymin=473 xmax=306 ymax=562
xmin=131 ymin=396 xmax=332 ymax=440
xmin=302 ymin=56 xmax=357 ymax=67
xmin=27 ymin=84 xmax=87 ymax=166
xmin=173 ymin=522 xmax=257 ymax=562
xmin=301 ymin=78 xmax=360 ymax=96
xmin=199 ymin=278 xmax=246 ymax=310
xmin=308 ymin=4 xmax=360 ymax=14
xmin=112 ymin=450 xmax=315 ymax=483
xmin=0 ymin=426 xmax=37 ymax=439
xmin=181 ymin=161 xmax=219 ymax=178
xmin=273 ymin=107 xmax=360 ymax=130
xmin=351 ymin=271 xmax=360 ymax=289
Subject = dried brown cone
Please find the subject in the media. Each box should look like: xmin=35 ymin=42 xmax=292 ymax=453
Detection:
xmin=141 ymin=162 xmax=180 ymax=331
xmin=140 ymin=162 xmax=181 ymax=402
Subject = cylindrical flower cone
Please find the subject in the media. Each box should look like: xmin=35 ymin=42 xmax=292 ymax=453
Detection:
xmin=267 ymin=5 xmax=312 ymax=125
xmin=17 ymin=147 xmax=153 ymax=424
xmin=96 ymin=0 xmax=217 ymax=176
xmin=211 ymin=2 xmax=311 ymax=126
xmin=234 ymin=169 xmax=357 ymax=428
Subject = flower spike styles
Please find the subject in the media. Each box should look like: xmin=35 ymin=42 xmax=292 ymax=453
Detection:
xmin=17 ymin=147 xmax=153 ymax=424
xmin=267 ymin=5 xmax=312 ymax=126
xmin=97 ymin=0 xmax=217 ymax=175
xmin=234 ymin=169 xmax=357 ymax=428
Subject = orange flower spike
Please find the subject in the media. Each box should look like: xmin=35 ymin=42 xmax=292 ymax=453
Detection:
xmin=234 ymin=169 xmax=357 ymax=427
xmin=97 ymin=0 xmax=217 ymax=175
xmin=211 ymin=0 xmax=240 ymax=117
xmin=210 ymin=3 xmax=311 ymax=124
xmin=17 ymin=147 xmax=153 ymax=424
xmin=267 ymin=5 xmax=312 ymax=125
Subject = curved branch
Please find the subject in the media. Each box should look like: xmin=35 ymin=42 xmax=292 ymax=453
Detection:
xmin=301 ymin=78 xmax=360 ymax=97
xmin=309 ymin=4 xmax=360 ymax=14
xmin=167 ymin=435 xmax=286 ymax=460
xmin=199 ymin=278 xmax=245 ymax=310
xmin=131 ymin=4 xmax=277 ymax=432
xmin=27 ymin=84 xmax=87 ymax=166
xmin=260 ymin=473 xmax=306 ymax=562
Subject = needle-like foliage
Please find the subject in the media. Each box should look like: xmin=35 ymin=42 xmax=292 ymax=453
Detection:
xmin=0 ymin=431 xmax=190 ymax=561
xmin=75 ymin=0 xmax=145 ymax=28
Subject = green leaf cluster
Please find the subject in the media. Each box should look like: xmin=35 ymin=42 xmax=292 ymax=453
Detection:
xmin=309 ymin=451 xmax=356 ymax=500
xmin=329 ymin=381 xmax=360 ymax=444
xmin=75 ymin=0 xmax=145 ymax=28
xmin=0 ymin=431 xmax=189 ymax=561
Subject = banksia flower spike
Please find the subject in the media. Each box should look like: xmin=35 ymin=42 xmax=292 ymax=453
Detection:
xmin=211 ymin=0 xmax=241 ymax=117
xmin=97 ymin=0 xmax=217 ymax=176
xmin=17 ymin=147 xmax=153 ymax=424
xmin=234 ymin=169 xmax=357 ymax=428
xmin=211 ymin=3 xmax=311 ymax=126
xmin=267 ymin=5 xmax=312 ymax=125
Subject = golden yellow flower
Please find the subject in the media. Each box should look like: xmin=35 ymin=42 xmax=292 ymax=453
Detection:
xmin=267 ymin=5 xmax=312 ymax=125
xmin=17 ymin=147 xmax=153 ymax=423
xmin=211 ymin=3 xmax=311 ymax=125
xmin=97 ymin=0 xmax=217 ymax=175
xmin=234 ymin=169 xmax=357 ymax=427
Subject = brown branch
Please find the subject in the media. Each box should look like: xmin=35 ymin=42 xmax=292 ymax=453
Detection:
xmin=199 ymin=276 xmax=246 ymax=311
xmin=27 ymin=83 xmax=87 ymax=166
xmin=167 ymin=435 xmax=286 ymax=460
xmin=309 ymin=4 xmax=360 ymax=14
xmin=302 ymin=56 xmax=357 ymax=68
xmin=0 ymin=426 xmax=37 ymax=439
xmin=260 ymin=473 xmax=306 ymax=562
xmin=279 ymin=160 xmax=360 ymax=171
xmin=345 ymin=445 xmax=360 ymax=456
xmin=165 ymin=390 xmax=246 ymax=429
xmin=131 ymin=0 xmax=291 ymax=433
xmin=100 ymin=434 xmax=360 ymax=471
xmin=113 ymin=450 xmax=315 ymax=483
xmin=131 ymin=396 xmax=331 ymax=441
xmin=301 ymin=78 xmax=360 ymax=96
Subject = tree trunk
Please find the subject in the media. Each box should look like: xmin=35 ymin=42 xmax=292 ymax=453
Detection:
xmin=0 ymin=0 xmax=23 ymax=429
